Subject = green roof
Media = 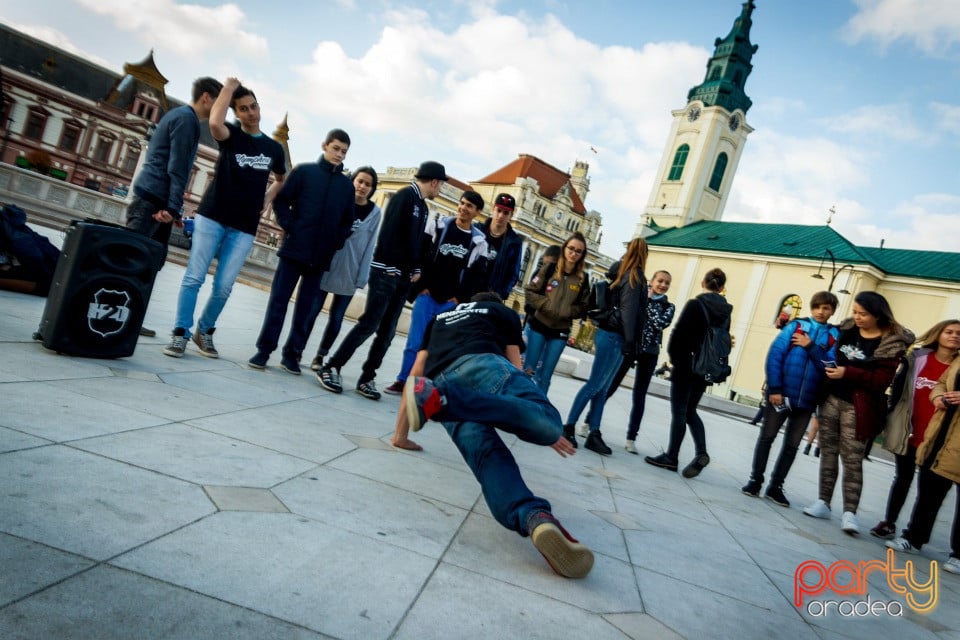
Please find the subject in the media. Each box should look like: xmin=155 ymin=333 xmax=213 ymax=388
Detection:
xmin=647 ymin=221 xmax=960 ymax=283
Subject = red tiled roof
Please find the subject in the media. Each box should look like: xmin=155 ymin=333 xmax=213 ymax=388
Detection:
xmin=475 ymin=154 xmax=587 ymax=215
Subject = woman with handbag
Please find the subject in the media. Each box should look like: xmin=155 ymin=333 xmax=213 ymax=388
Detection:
xmin=562 ymin=238 xmax=648 ymax=455
xmin=645 ymin=268 xmax=732 ymax=478
xmin=871 ymin=319 xmax=960 ymax=539
xmin=523 ymin=232 xmax=590 ymax=393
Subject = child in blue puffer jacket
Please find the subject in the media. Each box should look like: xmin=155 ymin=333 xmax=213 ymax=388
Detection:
xmin=742 ymin=291 xmax=840 ymax=507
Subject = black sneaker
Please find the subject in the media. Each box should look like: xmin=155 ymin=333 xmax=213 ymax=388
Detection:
xmin=280 ymin=355 xmax=301 ymax=375
xmin=584 ymin=431 xmax=612 ymax=456
xmin=310 ymin=355 xmax=323 ymax=372
xmin=317 ymin=366 xmax=343 ymax=393
xmin=139 ymin=326 xmax=157 ymax=337
xmin=248 ymin=351 xmax=269 ymax=369
xmin=561 ymin=424 xmax=578 ymax=449
xmin=682 ymin=453 xmax=710 ymax=479
xmin=765 ymin=485 xmax=790 ymax=507
xmin=645 ymin=453 xmax=678 ymax=472
xmin=356 ymin=380 xmax=381 ymax=401
xmin=741 ymin=479 xmax=762 ymax=497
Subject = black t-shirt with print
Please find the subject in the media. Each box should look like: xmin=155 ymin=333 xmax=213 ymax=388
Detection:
xmin=422 ymin=301 xmax=524 ymax=378
xmin=484 ymin=232 xmax=505 ymax=263
xmin=829 ymin=326 xmax=883 ymax=402
xmin=198 ymin=122 xmax=286 ymax=235
xmin=423 ymin=223 xmax=474 ymax=302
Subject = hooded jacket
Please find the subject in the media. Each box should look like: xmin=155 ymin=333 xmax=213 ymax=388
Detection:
xmin=478 ymin=219 xmax=522 ymax=299
xmin=765 ymin=317 xmax=840 ymax=411
xmin=274 ymin=156 xmax=355 ymax=272
xmin=916 ymin=356 xmax=960 ymax=482
xmin=641 ymin=294 xmax=675 ymax=354
xmin=320 ymin=202 xmax=382 ymax=296
xmin=828 ymin=318 xmax=914 ymax=441
xmin=667 ymin=292 xmax=734 ymax=379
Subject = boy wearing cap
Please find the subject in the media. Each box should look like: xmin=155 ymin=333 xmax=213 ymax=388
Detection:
xmin=478 ymin=193 xmax=523 ymax=300
xmin=382 ymin=191 xmax=489 ymax=395
xmin=318 ymin=161 xmax=448 ymax=399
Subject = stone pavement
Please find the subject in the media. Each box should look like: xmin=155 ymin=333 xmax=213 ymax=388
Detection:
xmin=1 ymin=226 xmax=959 ymax=639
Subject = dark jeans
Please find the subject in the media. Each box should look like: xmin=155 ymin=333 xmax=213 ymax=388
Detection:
xmin=666 ymin=372 xmax=708 ymax=459
xmin=437 ymin=353 xmax=557 ymax=535
xmin=299 ymin=290 xmax=354 ymax=357
xmin=748 ymin=402 xmax=812 ymax=488
xmin=904 ymin=465 xmax=960 ymax=558
xmin=328 ymin=268 xmax=410 ymax=384
xmin=884 ymin=445 xmax=918 ymax=524
xmin=254 ymin=257 xmax=322 ymax=357
xmin=626 ymin=353 xmax=659 ymax=441
xmin=125 ymin=195 xmax=172 ymax=265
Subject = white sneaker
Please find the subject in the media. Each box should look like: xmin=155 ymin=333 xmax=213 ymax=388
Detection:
xmin=943 ymin=557 xmax=960 ymax=574
xmin=803 ymin=499 xmax=831 ymax=519
xmin=841 ymin=511 xmax=860 ymax=535
xmin=885 ymin=537 xmax=916 ymax=553
xmin=577 ymin=424 xmax=589 ymax=438
xmin=625 ymin=439 xmax=638 ymax=454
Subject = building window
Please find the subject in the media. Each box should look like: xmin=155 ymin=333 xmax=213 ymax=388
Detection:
xmin=1 ymin=99 xmax=13 ymax=129
xmin=667 ymin=144 xmax=689 ymax=181
xmin=122 ymin=144 xmax=140 ymax=173
xmin=94 ymin=138 xmax=113 ymax=164
xmin=24 ymin=110 xmax=48 ymax=140
xmin=775 ymin=295 xmax=803 ymax=329
xmin=58 ymin=123 xmax=82 ymax=152
xmin=709 ymin=152 xmax=728 ymax=191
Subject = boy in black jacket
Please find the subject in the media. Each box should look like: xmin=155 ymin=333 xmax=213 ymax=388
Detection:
xmin=248 ymin=129 xmax=354 ymax=374
xmin=318 ymin=161 xmax=448 ymax=399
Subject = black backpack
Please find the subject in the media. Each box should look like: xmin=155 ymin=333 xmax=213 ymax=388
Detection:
xmin=691 ymin=300 xmax=732 ymax=384
xmin=586 ymin=279 xmax=616 ymax=324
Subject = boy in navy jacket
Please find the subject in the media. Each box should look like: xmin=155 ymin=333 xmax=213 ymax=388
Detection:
xmin=742 ymin=291 xmax=839 ymax=506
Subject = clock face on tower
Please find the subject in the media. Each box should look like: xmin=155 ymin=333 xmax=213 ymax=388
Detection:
xmin=687 ymin=106 xmax=701 ymax=122
xmin=729 ymin=114 xmax=741 ymax=131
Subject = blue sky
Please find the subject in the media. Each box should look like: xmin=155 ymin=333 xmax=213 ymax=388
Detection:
xmin=2 ymin=0 xmax=958 ymax=258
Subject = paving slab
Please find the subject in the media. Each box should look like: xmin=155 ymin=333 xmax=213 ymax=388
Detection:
xmin=2 ymin=230 xmax=959 ymax=639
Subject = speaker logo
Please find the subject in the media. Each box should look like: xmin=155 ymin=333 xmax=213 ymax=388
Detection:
xmin=87 ymin=288 xmax=132 ymax=337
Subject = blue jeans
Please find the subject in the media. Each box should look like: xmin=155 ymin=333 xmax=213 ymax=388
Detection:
xmin=523 ymin=326 xmax=567 ymax=393
xmin=328 ymin=268 xmax=410 ymax=384
xmin=254 ymin=258 xmax=322 ymax=357
xmin=436 ymin=353 xmax=558 ymax=535
xmin=565 ymin=328 xmax=623 ymax=431
xmin=174 ymin=215 xmax=254 ymax=338
xmin=397 ymin=293 xmax=456 ymax=382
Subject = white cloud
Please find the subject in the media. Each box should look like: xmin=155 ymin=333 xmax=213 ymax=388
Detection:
xmin=73 ymin=0 xmax=268 ymax=59
xmin=824 ymin=103 xmax=927 ymax=143
xmin=6 ymin=22 xmax=113 ymax=68
xmin=281 ymin=10 xmax=706 ymax=255
xmin=931 ymin=102 xmax=960 ymax=136
xmin=845 ymin=0 xmax=960 ymax=55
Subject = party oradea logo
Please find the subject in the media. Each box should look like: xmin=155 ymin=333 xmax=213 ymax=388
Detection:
xmin=794 ymin=549 xmax=938 ymax=617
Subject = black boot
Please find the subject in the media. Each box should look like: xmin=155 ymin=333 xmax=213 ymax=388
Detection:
xmin=584 ymin=431 xmax=612 ymax=456
xmin=562 ymin=424 xmax=578 ymax=449
xmin=741 ymin=477 xmax=762 ymax=497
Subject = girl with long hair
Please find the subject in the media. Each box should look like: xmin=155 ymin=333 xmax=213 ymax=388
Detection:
xmin=803 ymin=291 xmax=914 ymax=536
xmin=646 ymin=268 xmax=732 ymax=478
xmin=871 ymin=319 xmax=960 ymax=538
xmin=563 ymin=238 xmax=648 ymax=455
xmin=523 ymin=232 xmax=590 ymax=393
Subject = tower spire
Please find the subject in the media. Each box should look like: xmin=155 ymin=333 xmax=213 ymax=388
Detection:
xmin=686 ymin=1 xmax=758 ymax=114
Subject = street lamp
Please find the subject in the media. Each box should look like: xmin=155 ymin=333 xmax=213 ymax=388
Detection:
xmin=810 ymin=249 xmax=854 ymax=294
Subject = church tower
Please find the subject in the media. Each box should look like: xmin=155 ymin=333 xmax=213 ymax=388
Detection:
xmin=637 ymin=1 xmax=758 ymax=236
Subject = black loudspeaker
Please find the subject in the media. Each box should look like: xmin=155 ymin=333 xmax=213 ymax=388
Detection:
xmin=36 ymin=221 xmax=164 ymax=358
